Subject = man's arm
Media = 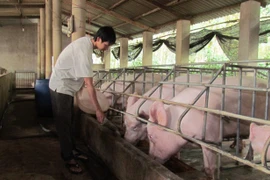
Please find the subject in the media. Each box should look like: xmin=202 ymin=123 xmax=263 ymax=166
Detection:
xmin=84 ymin=77 xmax=105 ymax=123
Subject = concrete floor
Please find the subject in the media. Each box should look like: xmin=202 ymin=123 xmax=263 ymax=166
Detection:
xmin=0 ymin=89 xmax=117 ymax=180
xmin=3 ymin=89 xmax=269 ymax=180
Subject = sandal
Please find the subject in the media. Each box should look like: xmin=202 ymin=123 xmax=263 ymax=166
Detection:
xmin=73 ymin=149 xmax=89 ymax=162
xmin=65 ymin=159 xmax=83 ymax=174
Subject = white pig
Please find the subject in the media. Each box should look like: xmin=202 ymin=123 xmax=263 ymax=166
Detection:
xmin=147 ymin=77 xmax=268 ymax=178
xmin=124 ymin=74 xmax=213 ymax=144
xmin=76 ymin=86 xmax=110 ymax=114
xmin=100 ymin=74 xmax=163 ymax=108
xmin=249 ymin=123 xmax=270 ymax=161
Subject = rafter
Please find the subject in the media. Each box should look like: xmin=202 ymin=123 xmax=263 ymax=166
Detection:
xmin=165 ymin=0 xmax=190 ymax=7
xmin=62 ymin=10 xmax=129 ymax=38
xmin=143 ymin=0 xmax=179 ymax=18
xmin=113 ymin=0 xmax=187 ymax=29
xmin=86 ymin=1 xmax=156 ymax=32
xmin=0 ymin=0 xmax=45 ymax=6
xmin=126 ymin=1 xmax=246 ymax=38
xmin=0 ymin=4 xmax=44 ymax=8
xmin=0 ymin=16 xmax=39 ymax=19
xmin=91 ymin=0 xmax=129 ymax=21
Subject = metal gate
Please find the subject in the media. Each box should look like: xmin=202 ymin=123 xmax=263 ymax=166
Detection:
xmin=15 ymin=71 xmax=36 ymax=89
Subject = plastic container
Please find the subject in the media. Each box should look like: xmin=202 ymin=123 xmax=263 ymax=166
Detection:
xmin=35 ymin=79 xmax=53 ymax=117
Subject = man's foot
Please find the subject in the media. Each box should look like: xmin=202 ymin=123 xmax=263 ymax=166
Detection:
xmin=65 ymin=159 xmax=83 ymax=174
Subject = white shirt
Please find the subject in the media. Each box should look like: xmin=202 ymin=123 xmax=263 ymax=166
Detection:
xmin=49 ymin=36 xmax=94 ymax=96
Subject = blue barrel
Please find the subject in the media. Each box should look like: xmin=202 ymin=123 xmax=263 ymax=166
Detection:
xmin=35 ymin=79 xmax=53 ymax=117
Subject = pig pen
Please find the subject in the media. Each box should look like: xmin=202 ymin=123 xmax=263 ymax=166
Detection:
xmin=80 ymin=62 xmax=270 ymax=180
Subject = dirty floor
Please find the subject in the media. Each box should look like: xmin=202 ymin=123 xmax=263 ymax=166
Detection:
xmin=0 ymin=89 xmax=117 ymax=180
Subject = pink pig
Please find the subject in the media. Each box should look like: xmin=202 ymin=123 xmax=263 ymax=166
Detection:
xmin=76 ymin=86 xmax=110 ymax=114
xmin=249 ymin=123 xmax=270 ymax=161
xmin=124 ymin=74 xmax=213 ymax=144
xmin=100 ymin=74 xmax=163 ymax=108
xmin=147 ymin=77 xmax=268 ymax=178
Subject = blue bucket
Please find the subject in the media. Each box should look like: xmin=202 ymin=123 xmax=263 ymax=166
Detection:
xmin=35 ymin=79 xmax=53 ymax=117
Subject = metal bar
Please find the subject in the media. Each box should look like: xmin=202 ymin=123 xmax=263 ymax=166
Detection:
xmin=160 ymin=82 xmax=270 ymax=92
xmin=265 ymin=70 xmax=270 ymax=120
xmin=136 ymin=67 xmax=176 ymax=116
xmin=177 ymin=64 xmax=225 ymax=132
xmin=104 ymin=90 xmax=270 ymax=126
xmin=110 ymin=107 xmax=270 ymax=175
xmin=236 ymin=68 xmax=243 ymax=160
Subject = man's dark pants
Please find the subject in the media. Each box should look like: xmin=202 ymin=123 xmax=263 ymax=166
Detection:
xmin=50 ymin=89 xmax=75 ymax=161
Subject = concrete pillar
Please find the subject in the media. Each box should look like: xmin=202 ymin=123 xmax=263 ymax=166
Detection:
xmin=37 ymin=20 xmax=41 ymax=79
xmin=175 ymin=20 xmax=190 ymax=65
xmin=40 ymin=8 xmax=45 ymax=79
xmin=53 ymin=0 xmax=62 ymax=65
xmin=71 ymin=0 xmax=86 ymax=129
xmin=238 ymin=1 xmax=260 ymax=63
xmin=71 ymin=0 xmax=86 ymax=41
xmin=45 ymin=0 xmax=52 ymax=79
xmin=119 ymin=38 xmax=128 ymax=68
xmin=104 ymin=47 xmax=111 ymax=70
xmin=142 ymin=31 xmax=153 ymax=66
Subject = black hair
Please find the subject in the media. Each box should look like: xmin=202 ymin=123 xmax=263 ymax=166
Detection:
xmin=93 ymin=26 xmax=116 ymax=45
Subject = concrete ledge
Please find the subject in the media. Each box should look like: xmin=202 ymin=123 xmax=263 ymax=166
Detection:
xmin=81 ymin=114 xmax=183 ymax=180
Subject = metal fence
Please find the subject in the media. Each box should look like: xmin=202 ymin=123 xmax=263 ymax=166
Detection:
xmin=92 ymin=60 xmax=270 ymax=179
xmin=15 ymin=71 xmax=36 ymax=89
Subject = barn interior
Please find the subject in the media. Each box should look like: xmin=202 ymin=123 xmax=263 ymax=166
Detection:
xmin=1 ymin=0 xmax=270 ymax=180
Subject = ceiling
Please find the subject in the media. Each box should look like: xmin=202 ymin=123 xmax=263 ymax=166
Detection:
xmin=0 ymin=0 xmax=269 ymax=39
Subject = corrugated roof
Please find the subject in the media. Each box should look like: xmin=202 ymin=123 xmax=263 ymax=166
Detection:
xmin=0 ymin=0 xmax=269 ymax=39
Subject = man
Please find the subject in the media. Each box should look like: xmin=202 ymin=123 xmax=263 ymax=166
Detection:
xmin=49 ymin=26 xmax=116 ymax=174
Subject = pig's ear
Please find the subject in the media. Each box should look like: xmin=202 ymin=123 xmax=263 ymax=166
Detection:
xmin=149 ymin=101 xmax=168 ymax=127
xmin=249 ymin=123 xmax=258 ymax=140
xmin=250 ymin=123 xmax=258 ymax=131
xmin=127 ymin=92 xmax=139 ymax=108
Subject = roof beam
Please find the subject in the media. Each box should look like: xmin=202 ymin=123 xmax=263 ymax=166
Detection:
xmin=0 ymin=16 xmax=39 ymax=19
xmin=165 ymin=0 xmax=190 ymax=7
xmin=133 ymin=7 xmax=160 ymax=21
xmin=0 ymin=0 xmax=44 ymax=5
xmin=126 ymin=0 xmax=250 ymax=38
xmin=143 ymin=0 xmax=179 ymax=18
xmin=0 ymin=4 xmax=44 ymax=8
xmin=62 ymin=10 xmax=129 ymax=38
xmin=86 ymin=1 xmax=156 ymax=32
xmin=91 ymin=0 xmax=128 ymax=21
xmin=109 ymin=0 xmax=129 ymax=9
xmin=86 ymin=19 xmax=129 ymax=38
xmin=113 ymin=0 xmax=187 ymax=29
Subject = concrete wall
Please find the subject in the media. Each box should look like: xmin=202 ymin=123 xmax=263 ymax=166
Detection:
xmin=0 ymin=24 xmax=72 ymax=73
xmin=0 ymin=73 xmax=14 ymax=126
xmin=0 ymin=25 xmax=102 ymax=74
xmin=0 ymin=24 xmax=37 ymax=73
xmin=81 ymin=115 xmax=183 ymax=180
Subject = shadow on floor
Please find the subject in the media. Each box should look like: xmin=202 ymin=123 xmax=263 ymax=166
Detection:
xmin=0 ymin=89 xmax=118 ymax=180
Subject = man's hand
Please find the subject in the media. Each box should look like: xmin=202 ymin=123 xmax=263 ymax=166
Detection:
xmin=84 ymin=77 xmax=105 ymax=124
xmin=96 ymin=109 xmax=105 ymax=124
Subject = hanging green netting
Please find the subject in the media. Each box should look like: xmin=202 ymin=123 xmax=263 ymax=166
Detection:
xmin=109 ymin=19 xmax=270 ymax=62
xmin=111 ymin=42 xmax=143 ymax=61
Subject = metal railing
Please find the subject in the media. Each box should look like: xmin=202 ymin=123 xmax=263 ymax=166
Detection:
xmin=15 ymin=71 xmax=36 ymax=89
xmin=92 ymin=60 xmax=270 ymax=179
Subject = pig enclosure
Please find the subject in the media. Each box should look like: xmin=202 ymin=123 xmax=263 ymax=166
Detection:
xmin=88 ymin=61 xmax=270 ymax=179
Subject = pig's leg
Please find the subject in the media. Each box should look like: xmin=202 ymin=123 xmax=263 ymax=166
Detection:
xmin=229 ymin=138 xmax=244 ymax=153
xmin=201 ymin=146 xmax=217 ymax=179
